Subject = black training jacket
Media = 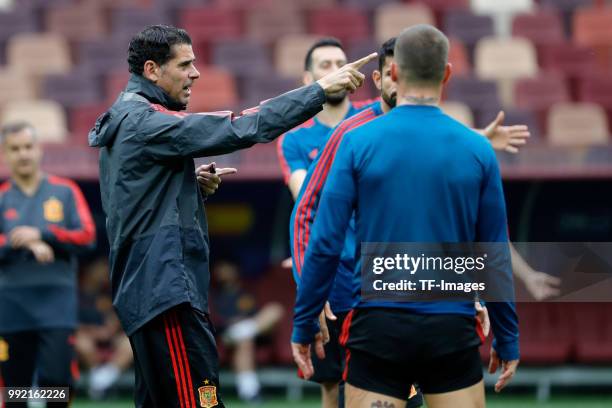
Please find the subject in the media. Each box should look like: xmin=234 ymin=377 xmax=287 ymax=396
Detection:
xmin=89 ymin=74 xmax=325 ymax=335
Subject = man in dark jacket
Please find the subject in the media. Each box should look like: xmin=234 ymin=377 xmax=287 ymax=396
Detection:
xmin=88 ymin=25 xmax=375 ymax=407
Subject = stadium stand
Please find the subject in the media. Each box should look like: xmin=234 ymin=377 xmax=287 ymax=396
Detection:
xmin=212 ymin=39 xmax=272 ymax=78
xmin=511 ymin=9 xmax=565 ymax=49
xmin=274 ymin=34 xmax=323 ymax=78
xmin=246 ymin=7 xmax=305 ymax=44
xmin=308 ymin=6 xmax=370 ymax=44
xmin=187 ymin=66 xmax=238 ymax=112
xmin=443 ymin=10 xmax=495 ymax=56
xmin=45 ymin=2 xmax=107 ymax=41
xmin=471 ymin=0 xmax=534 ymax=36
xmin=0 ymin=68 xmax=36 ymax=106
xmin=573 ymin=5 xmax=612 ymax=70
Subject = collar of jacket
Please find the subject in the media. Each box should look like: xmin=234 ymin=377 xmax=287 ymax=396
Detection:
xmin=125 ymin=73 xmax=187 ymax=112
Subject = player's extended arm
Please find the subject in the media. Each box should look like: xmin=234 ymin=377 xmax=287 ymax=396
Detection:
xmin=510 ymin=242 xmax=561 ymax=300
xmin=479 ymin=111 xmax=530 ymax=154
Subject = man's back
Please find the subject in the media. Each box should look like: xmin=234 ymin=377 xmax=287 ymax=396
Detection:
xmin=335 ymin=104 xmax=505 ymax=245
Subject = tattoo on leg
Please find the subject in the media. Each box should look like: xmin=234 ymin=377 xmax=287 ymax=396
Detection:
xmin=370 ymin=401 xmax=396 ymax=408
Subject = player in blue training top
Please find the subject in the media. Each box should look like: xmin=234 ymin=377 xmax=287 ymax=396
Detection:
xmin=0 ymin=121 xmax=96 ymax=407
xmin=292 ymin=26 xmax=520 ymax=408
xmin=276 ymin=37 xmax=377 ymax=408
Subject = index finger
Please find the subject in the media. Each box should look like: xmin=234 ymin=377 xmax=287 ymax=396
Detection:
xmin=347 ymin=52 xmax=378 ymax=70
xmin=216 ymin=167 xmax=238 ymax=176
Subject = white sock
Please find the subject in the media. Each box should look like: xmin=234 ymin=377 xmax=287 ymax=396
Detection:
xmin=89 ymin=363 xmax=120 ymax=393
xmin=236 ymin=371 xmax=260 ymax=400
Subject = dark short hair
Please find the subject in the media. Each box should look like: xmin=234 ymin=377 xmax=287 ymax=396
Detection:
xmin=128 ymin=25 xmax=192 ymax=75
xmin=394 ymin=25 xmax=449 ymax=85
xmin=378 ymin=37 xmax=396 ymax=72
xmin=0 ymin=121 xmax=36 ymax=144
xmin=304 ymin=37 xmax=344 ymax=71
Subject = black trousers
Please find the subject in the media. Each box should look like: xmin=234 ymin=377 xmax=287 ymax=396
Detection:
xmin=129 ymin=303 xmax=225 ymax=408
xmin=0 ymin=329 xmax=76 ymax=408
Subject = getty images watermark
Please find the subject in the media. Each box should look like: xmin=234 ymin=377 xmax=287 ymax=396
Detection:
xmin=361 ymin=242 xmax=612 ymax=302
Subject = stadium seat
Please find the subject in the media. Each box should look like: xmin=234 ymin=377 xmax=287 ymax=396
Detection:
xmin=45 ymin=3 xmax=107 ymax=41
xmin=308 ymin=7 xmax=370 ymax=44
xmin=178 ymin=7 xmax=242 ymax=42
xmin=440 ymin=101 xmax=474 ymax=127
xmin=246 ymin=7 xmax=305 ymax=44
xmin=448 ymin=39 xmax=471 ymax=77
xmin=470 ymin=0 xmax=534 ymax=36
xmin=111 ymin=7 xmax=173 ymax=34
xmin=274 ymin=34 xmax=324 ymax=78
xmin=539 ymin=43 xmax=600 ymax=79
xmin=514 ymin=73 xmax=570 ymax=111
xmin=187 ymin=66 xmax=238 ymax=112
xmin=40 ymin=144 xmax=99 ymax=179
xmin=78 ymin=37 xmax=130 ymax=75
xmin=547 ymin=102 xmax=610 ymax=146
xmin=0 ymin=68 xmax=36 ymax=107
xmin=573 ymin=6 xmax=612 ymax=70
xmin=445 ymin=77 xmax=501 ymax=118
xmin=212 ymin=39 xmax=272 ymax=77
xmin=374 ymin=3 xmax=435 ymax=44
xmin=512 ymin=10 xmax=565 ymax=49
xmin=69 ymin=103 xmax=108 ymax=145
xmin=515 ymin=303 xmax=573 ymax=363
xmin=42 ymin=71 xmax=103 ymax=109
xmin=568 ymin=303 xmax=612 ymax=363
xmin=0 ymin=100 xmax=68 ymax=143
xmin=514 ymin=74 xmax=570 ymax=134
xmin=443 ymin=11 xmax=495 ymax=53
xmin=0 ymin=8 xmax=38 ymax=44
xmin=540 ymin=0 xmax=595 ymax=35
xmin=105 ymin=71 xmax=130 ymax=104
xmin=6 ymin=33 xmax=72 ymax=79
xmin=474 ymin=37 xmax=538 ymax=106
xmin=342 ymin=0 xmax=397 ymax=11
xmin=577 ymin=74 xmax=612 ymax=125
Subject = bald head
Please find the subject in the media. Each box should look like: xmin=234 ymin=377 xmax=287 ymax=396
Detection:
xmin=394 ymin=24 xmax=449 ymax=87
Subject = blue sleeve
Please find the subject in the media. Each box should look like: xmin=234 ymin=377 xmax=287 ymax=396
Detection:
xmin=278 ymin=132 xmax=309 ymax=183
xmin=292 ymin=137 xmax=356 ymax=344
xmin=0 ymin=193 xmax=10 ymax=261
xmin=477 ymin=148 xmax=520 ymax=361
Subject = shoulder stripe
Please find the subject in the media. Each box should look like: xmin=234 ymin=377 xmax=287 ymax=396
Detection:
xmin=293 ymin=107 xmax=378 ymax=274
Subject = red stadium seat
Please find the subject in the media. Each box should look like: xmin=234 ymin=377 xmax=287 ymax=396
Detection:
xmin=105 ymin=71 xmax=130 ymax=105
xmin=0 ymin=68 xmax=36 ymax=107
xmin=568 ymin=303 xmax=612 ymax=363
xmin=448 ymin=38 xmax=471 ymax=77
xmin=69 ymin=103 xmax=108 ymax=145
xmin=274 ymin=34 xmax=325 ymax=79
xmin=512 ymin=10 xmax=565 ymax=48
xmin=539 ymin=43 xmax=600 ymax=78
xmin=443 ymin=11 xmax=494 ymax=60
xmin=514 ymin=74 xmax=570 ymax=134
xmin=445 ymin=77 xmax=501 ymax=118
xmin=573 ymin=6 xmax=612 ymax=70
xmin=308 ymin=7 xmax=370 ymax=45
xmin=178 ymin=7 xmax=242 ymax=43
xmin=187 ymin=66 xmax=238 ymax=112
xmin=1 ymin=100 xmax=68 ymax=144
xmin=577 ymin=74 xmax=612 ymax=125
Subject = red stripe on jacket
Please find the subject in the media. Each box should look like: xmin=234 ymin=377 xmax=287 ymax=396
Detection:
xmin=47 ymin=176 xmax=96 ymax=246
xmin=293 ymin=108 xmax=378 ymax=275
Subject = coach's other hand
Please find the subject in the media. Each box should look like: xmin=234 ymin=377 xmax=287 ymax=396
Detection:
xmin=488 ymin=348 xmax=519 ymax=392
xmin=196 ymin=162 xmax=237 ymax=195
xmin=317 ymin=52 xmax=378 ymax=95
